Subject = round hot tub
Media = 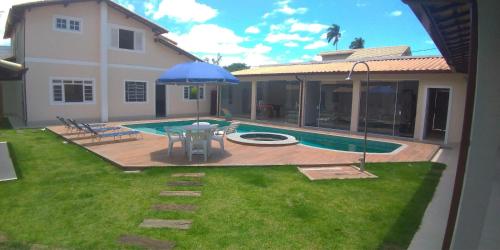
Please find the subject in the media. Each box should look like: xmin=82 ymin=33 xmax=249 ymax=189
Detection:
xmin=227 ymin=132 xmax=298 ymax=146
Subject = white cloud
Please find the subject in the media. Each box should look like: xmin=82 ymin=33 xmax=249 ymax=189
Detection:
xmin=113 ymin=0 xmax=135 ymax=12
xmin=150 ymin=0 xmax=218 ymax=23
xmin=263 ymin=0 xmax=307 ymax=18
xmin=284 ymin=41 xmax=299 ymax=47
xmin=166 ymin=24 xmax=275 ymax=66
xmin=356 ymin=1 xmax=368 ymax=7
xmin=167 ymin=24 xmax=246 ymax=54
xmin=0 ymin=9 xmax=9 ymax=45
xmin=304 ymin=40 xmax=328 ymax=49
xmin=215 ymin=43 xmax=277 ymax=66
xmin=144 ymin=2 xmax=155 ymax=16
xmin=265 ymin=33 xmax=312 ymax=43
xmin=302 ymin=55 xmax=312 ymax=59
xmin=390 ymin=10 xmax=403 ymax=17
xmin=313 ymin=55 xmax=322 ymax=61
xmin=244 ymin=47 xmax=277 ymax=66
xmin=245 ymin=26 xmax=260 ymax=34
xmin=0 ymin=0 xmax=33 ymax=46
xmin=290 ymin=21 xmax=328 ymax=33
xmin=270 ymin=24 xmax=285 ymax=32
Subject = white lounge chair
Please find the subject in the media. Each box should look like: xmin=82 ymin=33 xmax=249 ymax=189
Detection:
xmin=224 ymin=122 xmax=239 ymax=135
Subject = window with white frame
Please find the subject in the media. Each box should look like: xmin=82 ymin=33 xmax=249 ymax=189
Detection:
xmin=51 ymin=79 xmax=94 ymax=104
xmin=54 ymin=16 xmax=81 ymax=32
xmin=183 ymin=86 xmax=204 ymax=100
xmin=125 ymin=81 xmax=147 ymax=102
xmin=110 ymin=25 xmax=144 ymax=52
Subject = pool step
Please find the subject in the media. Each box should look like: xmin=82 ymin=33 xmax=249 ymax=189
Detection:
xmin=171 ymin=172 xmax=205 ymax=177
xmin=139 ymin=219 xmax=192 ymax=230
xmin=117 ymin=234 xmax=175 ymax=250
xmin=152 ymin=204 xmax=197 ymax=212
xmin=159 ymin=191 xmax=201 ymax=197
xmin=167 ymin=181 xmax=203 ymax=187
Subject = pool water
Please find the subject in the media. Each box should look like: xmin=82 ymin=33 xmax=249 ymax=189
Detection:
xmin=125 ymin=119 xmax=401 ymax=153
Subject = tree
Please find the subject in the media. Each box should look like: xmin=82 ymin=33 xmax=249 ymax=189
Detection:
xmin=349 ymin=37 xmax=365 ymax=49
xmin=326 ymin=24 xmax=341 ymax=50
xmin=224 ymin=63 xmax=250 ymax=72
xmin=204 ymin=53 xmax=222 ymax=65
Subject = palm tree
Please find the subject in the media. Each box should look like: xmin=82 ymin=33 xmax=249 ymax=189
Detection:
xmin=349 ymin=37 xmax=365 ymax=49
xmin=326 ymin=24 xmax=341 ymax=50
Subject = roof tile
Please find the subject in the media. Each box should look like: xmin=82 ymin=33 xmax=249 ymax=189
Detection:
xmin=233 ymin=56 xmax=451 ymax=76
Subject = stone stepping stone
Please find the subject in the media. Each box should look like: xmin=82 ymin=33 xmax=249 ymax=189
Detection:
xmin=152 ymin=204 xmax=197 ymax=212
xmin=167 ymin=181 xmax=203 ymax=187
xmin=118 ymin=234 xmax=175 ymax=250
xmin=171 ymin=173 xmax=205 ymax=177
xmin=139 ymin=219 xmax=192 ymax=230
xmin=160 ymin=191 xmax=201 ymax=197
xmin=0 ymin=231 xmax=7 ymax=243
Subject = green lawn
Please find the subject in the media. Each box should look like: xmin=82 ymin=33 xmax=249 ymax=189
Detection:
xmin=0 ymin=120 xmax=444 ymax=249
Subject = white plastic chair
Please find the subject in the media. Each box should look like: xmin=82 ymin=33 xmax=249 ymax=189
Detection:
xmin=212 ymin=126 xmax=228 ymax=152
xmin=165 ymin=127 xmax=186 ymax=157
xmin=186 ymin=129 xmax=211 ymax=162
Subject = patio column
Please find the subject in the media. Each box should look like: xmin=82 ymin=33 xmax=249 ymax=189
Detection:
xmin=300 ymin=79 xmax=307 ymax=127
xmin=99 ymin=1 xmax=109 ymax=122
xmin=350 ymin=79 xmax=361 ymax=132
xmin=251 ymin=80 xmax=257 ymax=120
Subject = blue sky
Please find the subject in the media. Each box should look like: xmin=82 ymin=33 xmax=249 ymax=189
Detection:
xmin=1 ymin=0 xmax=439 ymax=65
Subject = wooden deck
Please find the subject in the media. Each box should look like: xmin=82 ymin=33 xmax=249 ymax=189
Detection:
xmin=48 ymin=118 xmax=440 ymax=169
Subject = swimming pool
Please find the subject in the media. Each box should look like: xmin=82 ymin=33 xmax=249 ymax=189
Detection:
xmin=124 ymin=119 xmax=402 ymax=153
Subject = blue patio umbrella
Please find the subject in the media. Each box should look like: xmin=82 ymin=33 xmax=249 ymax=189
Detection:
xmin=156 ymin=61 xmax=240 ymax=123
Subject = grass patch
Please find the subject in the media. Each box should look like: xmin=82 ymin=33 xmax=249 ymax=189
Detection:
xmin=0 ymin=125 xmax=444 ymax=249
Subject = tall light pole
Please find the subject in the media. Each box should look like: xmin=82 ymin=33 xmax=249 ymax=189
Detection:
xmin=346 ymin=61 xmax=370 ymax=172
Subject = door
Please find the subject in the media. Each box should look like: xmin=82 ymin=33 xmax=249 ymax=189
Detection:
xmin=424 ymin=88 xmax=450 ymax=142
xmin=155 ymin=85 xmax=166 ymax=117
xmin=242 ymin=88 xmax=251 ymax=114
xmin=210 ymin=90 xmax=217 ymax=115
xmin=304 ymin=81 xmax=320 ymax=127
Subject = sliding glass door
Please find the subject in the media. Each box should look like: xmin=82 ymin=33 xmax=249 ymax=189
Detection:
xmin=256 ymin=81 xmax=300 ymax=125
xmin=304 ymin=81 xmax=353 ymax=130
xmin=359 ymin=81 xmax=418 ymax=137
xmin=394 ymin=81 xmax=419 ymax=137
xmin=318 ymin=83 xmax=353 ymax=130
xmin=220 ymin=82 xmax=252 ymax=119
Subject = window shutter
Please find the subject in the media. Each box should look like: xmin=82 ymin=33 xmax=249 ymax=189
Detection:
xmin=110 ymin=27 xmax=119 ymax=48
xmin=183 ymin=87 xmax=189 ymax=99
xmin=134 ymin=31 xmax=144 ymax=51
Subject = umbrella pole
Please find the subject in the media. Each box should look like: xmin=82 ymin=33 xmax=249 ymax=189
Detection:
xmin=197 ymin=85 xmax=200 ymax=126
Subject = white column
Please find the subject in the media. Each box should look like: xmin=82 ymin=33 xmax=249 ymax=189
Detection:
xmin=300 ymin=79 xmax=307 ymax=127
xmin=251 ymin=81 xmax=257 ymax=120
xmin=165 ymin=86 xmax=169 ymax=117
xmin=350 ymin=79 xmax=361 ymax=132
xmin=99 ymin=1 xmax=109 ymax=122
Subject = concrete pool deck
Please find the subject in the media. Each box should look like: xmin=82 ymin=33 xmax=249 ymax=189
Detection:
xmin=47 ymin=117 xmax=440 ymax=169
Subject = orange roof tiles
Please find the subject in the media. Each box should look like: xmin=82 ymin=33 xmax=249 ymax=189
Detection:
xmin=233 ymin=56 xmax=451 ymax=76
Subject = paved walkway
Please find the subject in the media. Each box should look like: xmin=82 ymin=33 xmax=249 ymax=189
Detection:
xmin=409 ymin=145 xmax=459 ymax=250
xmin=0 ymin=142 xmax=17 ymax=182
xmin=47 ymin=118 xmax=439 ymax=169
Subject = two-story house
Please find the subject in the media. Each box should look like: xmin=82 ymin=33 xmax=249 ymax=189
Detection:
xmin=1 ymin=0 xmax=216 ymax=126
